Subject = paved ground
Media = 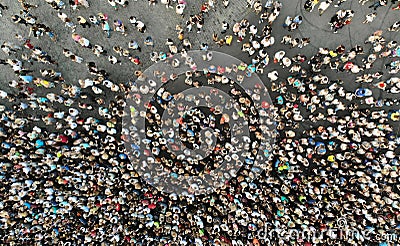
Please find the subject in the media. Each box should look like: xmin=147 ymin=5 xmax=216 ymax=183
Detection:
xmin=0 ymin=0 xmax=398 ymax=83
xmin=0 ymin=0 xmax=399 ymax=131
xmin=0 ymin=0 xmax=248 ymax=85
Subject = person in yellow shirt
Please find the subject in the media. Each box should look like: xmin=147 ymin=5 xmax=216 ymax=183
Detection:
xmin=178 ymin=31 xmax=184 ymax=41
xmin=225 ymin=35 xmax=233 ymax=46
xmin=329 ymin=50 xmax=338 ymax=57
xmin=304 ymin=0 xmax=320 ymax=12
xmin=77 ymin=16 xmax=91 ymax=28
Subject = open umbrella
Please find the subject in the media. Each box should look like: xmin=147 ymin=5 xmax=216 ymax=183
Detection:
xmin=355 ymin=88 xmax=372 ymax=97
xmin=19 ymin=75 xmax=33 ymax=83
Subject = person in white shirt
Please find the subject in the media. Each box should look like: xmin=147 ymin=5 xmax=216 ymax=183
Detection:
xmin=318 ymin=0 xmax=333 ymax=15
xmin=363 ymin=12 xmax=377 ymax=23
xmin=267 ymin=70 xmax=279 ymax=81
xmin=176 ymin=4 xmax=185 ymax=16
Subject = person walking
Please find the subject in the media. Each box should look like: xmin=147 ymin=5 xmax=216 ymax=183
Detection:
xmin=128 ymin=40 xmax=141 ymax=52
xmin=101 ymin=21 xmax=111 ymax=38
xmin=0 ymin=3 xmax=8 ymax=17
xmin=369 ymin=0 xmax=387 ymax=10
xmin=113 ymin=19 xmax=127 ymax=36
xmin=293 ymin=15 xmax=303 ymax=25
xmin=144 ymin=36 xmax=154 ymax=47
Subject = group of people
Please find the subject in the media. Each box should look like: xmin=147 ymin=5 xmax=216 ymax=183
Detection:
xmin=141 ymin=72 xmax=262 ymax=178
xmin=328 ymin=9 xmax=354 ymax=33
xmin=11 ymin=6 xmax=57 ymax=42
xmin=0 ymin=0 xmax=400 ymax=245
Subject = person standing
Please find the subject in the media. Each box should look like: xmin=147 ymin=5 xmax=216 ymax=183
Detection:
xmin=88 ymin=15 xmax=100 ymax=25
xmin=101 ymin=21 xmax=111 ymax=38
xmin=77 ymin=16 xmax=91 ymax=28
xmin=78 ymin=0 xmax=90 ymax=8
xmin=161 ymin=0 xmax=173 ymax=8
xmin=221 ymin=21 xmax=229 ymax=34
xmin=128 ymin=40 xmax=141 ymax=52
xmin=108 ymin=55 xmax=121 ymax=65
xmin=304 ymin=0 xmax=320 ymax=12
xmin=137 ymin=21 xmax=146 ymax=33
xmin=144 ymin=36 xmax=154 ymax=47
xmin=283 ymin=16 xmax=292 ymax=28
xmin=176 ymin=4 xmax=185 ymax=16
xmin=129 ymin=56 xmax=141 ymax=65
xmin=113 ymin=19 xmax=127 ymax=36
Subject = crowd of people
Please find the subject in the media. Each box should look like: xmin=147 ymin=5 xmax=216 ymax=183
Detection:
xmin=0 ymin=0 xmax=400 ymax=245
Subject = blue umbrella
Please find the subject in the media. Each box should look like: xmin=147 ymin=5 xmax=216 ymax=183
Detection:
xmin=208 ymin=65 xmax=217 ymax=73
xmin=119 ymin=153 xmax=128 ymax=160
xmin=80 ymin=143 xmax=90 ymax=148
xmin=187 ymin=129 xmax=194 ymax=137
xmin=355 ymin=88 xmax=372 ymax=97
xmin=19 ymin=75 xmax=33 ymax=83
xmin=39 ymin=97 xmax=49 ymax=103
xmin=35 ymin=139 xmax=44 ymax=148
xmin=263 ymin=149 xmax=270 ymax=157
xmin=245 ymin=158 xmax=254 ymax=164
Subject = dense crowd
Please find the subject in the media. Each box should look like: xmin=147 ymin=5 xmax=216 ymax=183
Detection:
xmin=0 ymin=0 xmax=400 ymax=245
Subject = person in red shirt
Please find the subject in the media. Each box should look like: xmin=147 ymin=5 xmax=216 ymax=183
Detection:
xmin=201 ymin=3 xmax=209 ymax=16
xmin=129 ymin=56 xmax=141 ymax=65
xmin=24 ymin=39 xmax=33 ymax=49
